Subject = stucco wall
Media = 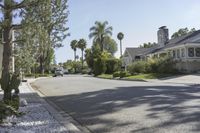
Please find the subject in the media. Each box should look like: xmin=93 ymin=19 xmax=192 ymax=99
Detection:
xmin=0 ymin=44 xmax=3 ymax=78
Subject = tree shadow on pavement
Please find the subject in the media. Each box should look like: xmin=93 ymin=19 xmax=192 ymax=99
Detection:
xmin=44 ymin=84 xmax=200 ymax=133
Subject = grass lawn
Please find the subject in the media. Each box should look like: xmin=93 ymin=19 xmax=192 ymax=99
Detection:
xmin=125 ymin=73 xmax=174 ymax=80
xmin=97 ymin=74 xmax=113 ymax=79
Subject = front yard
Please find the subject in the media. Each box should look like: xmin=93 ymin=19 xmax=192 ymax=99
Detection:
xmin=97 ymin=73 xmax=176 ymax=81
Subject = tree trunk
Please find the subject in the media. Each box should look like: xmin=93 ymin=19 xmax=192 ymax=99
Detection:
xmin=39 ymin=56 xmax=45 ymax=74
xmin=74 ymin=50 xmax=76 ymax=61
xmin=120 ymin=40 xmax=122 ymax=57
xmin=81 ymin=50 xmax=83 ymax=70
xmin=1 ymin=2 xmax=13 ymax=102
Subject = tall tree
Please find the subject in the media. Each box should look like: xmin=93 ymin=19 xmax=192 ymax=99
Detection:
xmin=77 ymin=39 xmax=87 ymax=69
xmin=0 ymin=0 xmax=69 ymax=102
xmin=0 ymin=0 xmax=44 ymax=102
xmin=21 ymin=0 xmax=69 ymax=73
xmin=171 ymin=27 xmax=196 ymax=39
xmin=104 ymin=37 xmax=118 ymax=56
xmin=89 ymin=21 xmax=112 ymax=52
xmin=70 ymin=40 xmax=78 ymax=61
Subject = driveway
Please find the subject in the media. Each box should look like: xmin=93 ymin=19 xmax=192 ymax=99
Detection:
xmin=149 ymin=74 xmax=200 ymax=85
xmin=32 ymin=75 xmax=200 ymax=133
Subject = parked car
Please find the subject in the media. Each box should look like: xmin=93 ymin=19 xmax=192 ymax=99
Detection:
xmin=54 ymin=69 xmax=64 ymax=77
xmin=63 ymin=69 xmax=69 ymax=74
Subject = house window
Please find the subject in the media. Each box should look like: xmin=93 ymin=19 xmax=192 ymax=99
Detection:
xmin=173 ymin=50 xmax=176 ymax=58
xmin=181 ymin=48 xmax=185 ymax=57
xmin=177 ymin=49 xmax=180 ymax=58
xmin=188 ymin=48 xmax=194 ymax=57
xmin=195 ymin=48 xmax=200 ymax=57
xmin=135 ymin=56 xmax=141 ymax=60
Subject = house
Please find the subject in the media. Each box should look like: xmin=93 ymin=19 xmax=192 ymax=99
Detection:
xmin=122 ymin=26 xmax=200 ymax=73
xmin=0 ymin=43 xmax=3 ymax=78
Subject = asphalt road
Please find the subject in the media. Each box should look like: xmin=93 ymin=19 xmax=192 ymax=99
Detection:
xmin=32 ymin=75 xmax=200 ymax=133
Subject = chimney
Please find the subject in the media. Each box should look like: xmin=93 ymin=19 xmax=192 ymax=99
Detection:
xmin=157 ymin=26 xmax=169 ymax=47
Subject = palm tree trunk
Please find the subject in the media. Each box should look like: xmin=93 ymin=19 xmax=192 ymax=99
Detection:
xmin=82 ymin=50 xmax=83 ymax=70
xmin=74 ymin=50 xmax=76 ymax=61
xmin=120 ymin=40 xmax=122 ymax=57
xmin=1 ymin=3 xmax=12 ymax=101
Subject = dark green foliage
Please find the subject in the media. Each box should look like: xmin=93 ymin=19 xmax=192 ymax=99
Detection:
xmin=127 ymin=61 xmax=148 ymax=74
xmin=113 ymin=71 xmax=120 ymax=78
xmin=0 ymin=73 xmax=20 ymax=104
xmin=93 ymin=58 xmax=106 ymax=76
xmin=105 ymin=58 xmax=121 ymax=74
xmin=113 ymin=71 xmax=131 ymax=78
xmin=127 ymin=57 xmax=178 ymax=75
xmin=113 ymin=71 xmax=130 ymax=78
xmin=119 ymin=71 xmax=131 ymax=78
xmin=139 ymin=42 xmax=157 ymax=48
xmin=171 ymin=27 xmax=196 ymax=39
xmin=0 ymin=100 xmax=24 ymax=123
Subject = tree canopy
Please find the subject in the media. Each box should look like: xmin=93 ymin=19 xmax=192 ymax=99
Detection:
xmin=171 ymin=27 xmax=196 ymax=39
xmin=139 ymin=42 xmax=157 ymax=48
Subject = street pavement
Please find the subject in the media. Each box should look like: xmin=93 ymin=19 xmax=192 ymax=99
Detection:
xmin=32 ymin=74 xmax=200 ymax=133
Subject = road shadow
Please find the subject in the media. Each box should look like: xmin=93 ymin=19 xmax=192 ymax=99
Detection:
xmin=43 ymin=84 xmax=200 ymax=133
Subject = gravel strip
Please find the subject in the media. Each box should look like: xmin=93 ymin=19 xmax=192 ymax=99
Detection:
xmin=0 ymin=82 xmax=69 ymax=133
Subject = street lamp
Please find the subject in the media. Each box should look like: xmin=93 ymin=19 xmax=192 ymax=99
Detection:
xmin=117 ymin=32 xmax=124 ymax=57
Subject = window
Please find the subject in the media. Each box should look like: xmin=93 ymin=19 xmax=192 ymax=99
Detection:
xmin=196 ymin=48 xmax=200 ymax=57
xmin=173 ymin=50 xmax=176 ymax=58
xmin=188 ymin=48 xmax=194 ymax=57
xmin=135 ymin=56 xmax=141 ymax=60
xmin=181 ymin=48 xmax=185 ymax=57
xmin=177 ymin=49 xmax=180 ymax=58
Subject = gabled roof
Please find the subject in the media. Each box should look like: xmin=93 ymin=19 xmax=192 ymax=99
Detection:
xmin=125 ymin=47 xmax=150 ymax=59
xmin=164 ymin=30 xmax=200 ymax=49
xmin=148 ymin=30 xmax=200 ymax=53
xmin=124 ymin=29 xmax=200 ymax=57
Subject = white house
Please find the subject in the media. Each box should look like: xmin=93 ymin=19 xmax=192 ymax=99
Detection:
xmin=122 ymin=26 xmax=200 ymax=73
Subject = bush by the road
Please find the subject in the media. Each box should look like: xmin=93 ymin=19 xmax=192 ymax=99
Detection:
xmin=93 ymin=58 xmax=106 ymax=76
xmin=113 ymin=71 xmax=130 ymax=78
xmin=105 ymin=58 xmax=121 ymax=74
xmin=127 ymin=57 xmax=178 ymax=75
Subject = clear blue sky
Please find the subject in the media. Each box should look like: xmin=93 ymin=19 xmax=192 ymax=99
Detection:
xmin=55 ymin=0 xmax=200 ymax=63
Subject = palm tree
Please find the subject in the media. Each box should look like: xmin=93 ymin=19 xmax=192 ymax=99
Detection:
xmin=117 ymin=32 xmax=124 ymax=57
xmin=70 ymin=40 xmax=78 ymax=61
xmin=78 ymin=39 xmax=87 ymax=70
xmin=89 ymin=21 xmax=113 ymax=52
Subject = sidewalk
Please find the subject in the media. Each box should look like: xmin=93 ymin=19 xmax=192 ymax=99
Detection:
xmin=0 ymin=79 xmax=82 ymax=133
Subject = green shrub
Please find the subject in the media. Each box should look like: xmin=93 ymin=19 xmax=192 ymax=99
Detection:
xmin=113 ymin=71 xmax=120 ymax=77
xmin=148 ymin=57 xmax=178 ymax=74
xmin=127 ymin=61 xmax=147 ymax=74
xmin=127 ymin=57 xmax=178 ymax=75
xmin=119 ymin=71 xmax=130 ymax=78
xmin=113 ymin=71 xmax=130 ymax=78
xmin=105 ymin=58 xmax=121 ymax=74
xmin=0 ymin=100 xmax=23 ymax=123
xmin=93 ymin=58 xmax=107 ymax=76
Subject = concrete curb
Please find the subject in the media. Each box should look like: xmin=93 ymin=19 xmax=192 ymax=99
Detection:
xmin=96 ymin=76 xmax=147 ymax=82
xmin=27 ymin=80 xmax=91 ymax=133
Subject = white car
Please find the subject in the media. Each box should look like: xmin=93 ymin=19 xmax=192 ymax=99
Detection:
xmin=54 ymin=69 xmax=64 ymax=77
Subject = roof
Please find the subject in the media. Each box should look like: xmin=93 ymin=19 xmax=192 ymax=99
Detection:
xmin=149 ymin=30 xmax=200 ymax=53
xmin=164 ymin=30 xmax=200 ymax=49
xmin=125 ymin=47 xmax=150 ymax=58
xmin=124 ymin=29 xmax=200 ymax=57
